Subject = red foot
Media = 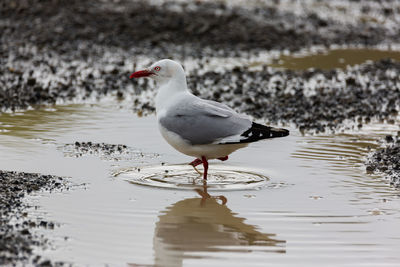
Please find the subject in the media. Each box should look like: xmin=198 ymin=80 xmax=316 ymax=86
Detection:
xmin=218 ymin=156 xmax=228 ymax=161
xmin=189 ymin=158 xmax=202 ymax=167
xmin=189 ymin=157 xmax=209 ymax=180
xmin=201 ymin=156 xmax=208 ymax=180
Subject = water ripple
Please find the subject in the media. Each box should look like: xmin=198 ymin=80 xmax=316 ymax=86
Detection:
xmin=113 ymin=164 xmax=272 ymax=191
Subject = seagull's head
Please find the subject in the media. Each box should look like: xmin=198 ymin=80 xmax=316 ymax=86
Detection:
xmin=129 ymin=59 xmax=185 ymax=84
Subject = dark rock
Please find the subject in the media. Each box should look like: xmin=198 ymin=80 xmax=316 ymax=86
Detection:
xmin=386 ymin=135 xmax=394 ymax=142
xmin=27 ymin=78 xmax=36 ymax=86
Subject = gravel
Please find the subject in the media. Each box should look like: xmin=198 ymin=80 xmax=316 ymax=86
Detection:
xmin=2 ymin=0 xmax=400 ymax=55
xmin=0 ymin=170 xmax=69 ymax=266
xmin=62 ymin=141 xmax=159 ymax=161
xmin=366 ymin=134 xmax=400 ymax=187
xmin=1 ymin=0 xmax=400 ymax=115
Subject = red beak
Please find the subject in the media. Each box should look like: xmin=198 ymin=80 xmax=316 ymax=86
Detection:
xmin=129 ymin=69 xmax=154 ymax=79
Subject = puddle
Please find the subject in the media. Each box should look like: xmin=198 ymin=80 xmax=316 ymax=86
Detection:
xmin=1 ymin=103 xmax=400 ymax=266
xmin=114 ymin=164 xmax=270 ymax=191
xmin=152 ymin=188 xmax=286 ymax=266
xmin=270 ymin=48 xmax=400 ymax=70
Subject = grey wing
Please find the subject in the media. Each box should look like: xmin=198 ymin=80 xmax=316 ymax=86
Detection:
xmin=159 ymin=97 xmax=252 ymax=145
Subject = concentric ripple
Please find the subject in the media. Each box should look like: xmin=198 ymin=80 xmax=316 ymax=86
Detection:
xmin=113 ymin=164 xmax=270 ymax=191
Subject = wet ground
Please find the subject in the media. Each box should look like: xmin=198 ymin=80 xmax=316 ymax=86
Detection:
xmin=1 ymin=0 xmax=400 ymax=265
xmin=366 ymin=135 xmax=400 ymax=188
xmin=0 ymin=170 xmax=67 ymax=265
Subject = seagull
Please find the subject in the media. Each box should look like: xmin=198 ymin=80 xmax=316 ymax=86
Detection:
xmin=130 ymin=59 xmax=289 ymax=180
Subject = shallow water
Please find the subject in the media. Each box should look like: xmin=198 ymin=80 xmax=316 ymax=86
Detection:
xmin=1 ymin=103 xmax=400 ymax=266
xmin=116 ymin=164 xmax=270 ymax=191
xmin=270 ymin=48 xmax=400 ymax=70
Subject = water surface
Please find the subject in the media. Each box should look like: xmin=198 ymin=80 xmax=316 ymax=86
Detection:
xmin=0 ymin=103 xmax=399 ymax=266
xmin=270 ymin=48 xmax=400 ymax=70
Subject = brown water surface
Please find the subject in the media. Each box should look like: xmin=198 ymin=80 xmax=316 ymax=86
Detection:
xmin=270 ymin=48 xmax=400 ymax=70
xmin=1 ymin=103 xmax=399 ymax=266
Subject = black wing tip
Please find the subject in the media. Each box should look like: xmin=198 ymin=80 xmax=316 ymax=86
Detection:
xmin=270 ymin=127 xmax=290 ymax=137
xmin=238 ymin=122 xmax=289 ymax=143
xmin=255 ymin=123 xmax=290 ymax=139
xmin=219 ymin=123 xmax=289 ymax=145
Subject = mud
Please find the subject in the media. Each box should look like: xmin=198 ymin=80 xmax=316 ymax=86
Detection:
xmin=366 ymin=134 xmax=400 ymax=188
xmin=0 ymin=170 xmax=69 ymax=266
xmin=3 ymin=0 xmax=398 ymax=55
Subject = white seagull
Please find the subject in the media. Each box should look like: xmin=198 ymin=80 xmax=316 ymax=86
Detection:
xmin=130 ymin=59 xmax=289 ymax=180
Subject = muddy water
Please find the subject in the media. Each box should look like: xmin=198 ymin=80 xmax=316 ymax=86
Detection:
xmin=1 ymin=103 xmax=400 ymax=266
xmin=270 ymin=48 xmax=400 ymax=70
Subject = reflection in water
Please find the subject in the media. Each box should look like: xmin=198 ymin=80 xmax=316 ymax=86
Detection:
xmin=152 ymin=183 xmax=285 ymax=267
xmin=270 ymin=48 xmax=400 ymax=70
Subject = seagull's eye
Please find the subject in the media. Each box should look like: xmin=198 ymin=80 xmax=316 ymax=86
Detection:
xmin=154 ymin=66 xmax=161 ymax=71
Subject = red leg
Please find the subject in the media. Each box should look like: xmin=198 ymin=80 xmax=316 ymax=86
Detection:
xmin=201 ymin=156 xmax=208 ymax=180
xmin=217 ymin=156 xmax=228 ymax=161
xmin=189 ymin=158 xmax=203 ymax=175
xmin=189 ymin=158 xmax=202 ymax=167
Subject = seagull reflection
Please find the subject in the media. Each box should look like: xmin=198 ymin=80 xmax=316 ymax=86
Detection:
xmin=153 ymin=182 xmax=286 ymax=267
